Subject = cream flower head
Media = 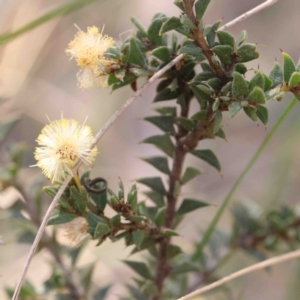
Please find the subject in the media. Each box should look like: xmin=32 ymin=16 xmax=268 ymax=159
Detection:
xmin=61 ymin=217 xmax=89 ymax=247
xmin=66 ymin=26 xmax=114 ymax=89
xmin=33 ymin=118 xmax=97 ymax=182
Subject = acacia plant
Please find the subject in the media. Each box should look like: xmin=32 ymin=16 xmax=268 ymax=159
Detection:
xmin=5 ymin=0 xmax=300 ymax=299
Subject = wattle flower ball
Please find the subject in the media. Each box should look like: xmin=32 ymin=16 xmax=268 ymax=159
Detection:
xmin=33 ymin=118 xmax=97 ymax=182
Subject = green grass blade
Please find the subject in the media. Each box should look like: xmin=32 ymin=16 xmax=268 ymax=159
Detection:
xmin=0 ymin=0 xmax=98 ymax=45
xmin=193 ymin=96 xmax=298 ymax=260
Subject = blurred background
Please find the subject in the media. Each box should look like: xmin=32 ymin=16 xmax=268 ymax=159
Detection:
xmin=1 ymin=0 xmax=300 ymax=299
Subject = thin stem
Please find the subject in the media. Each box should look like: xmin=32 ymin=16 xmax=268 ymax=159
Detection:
xmin=193 ymin=97 xmax=297 ymax=260
xmin=221 ymin=0 xmax=279 ymax=31
xmin=178 ymin=248 xmax=300 ymax=300
xmin=0 ymin=0 xmax=99 ymax=45
xmin=12 ymin=54 xmax=185 ymax=300
xmin=73 ymin=174 xmax=81 ymax=190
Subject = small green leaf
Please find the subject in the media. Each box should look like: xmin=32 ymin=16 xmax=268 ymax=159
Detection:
xmin=192 ymin=149 xmax=221 ymax=171
xmin=154 ymin=207 xmax=166 ymax=227
xmin=118 ymin=177 xmax=124 ymax=200
xmin=196 ymin=84 xmax=213 ymax=95
xmin=213 ymin=110 xmax=222 ymax=133
xmin=180 ymin=14 xmax=197 ymax=29
xmin=131 ymin=17 xmax=147 ymax=36
xmin=190 ymin=84 xmax=211 ymax=109
xmin=289 ymin=72 xmax=300 ymax=88
xmin=167 ymin=244 xmax=182 ymax=259
xmin=123 ymin=260 xmax=152 ymax=279
xmin=154 ymin=88 xmax=179 ymax=102
xmin=177 ymin=198 xmax=210 ymax=215
xmin=212 ymin=45 xmax=234 ymax=65
xmin=128 ymin=38 xmax=146 ymax=67
xmin=133 ymin=230 xmax=146 ymax=248
xmin=195 ymin=0 xmax=211 ymax=20
xmin=191 ymin=110 xmax=207 ymax=121
xmin=269 ymin=62 xmax=283 ymax=87
xmin=174 ymin=0 xmax=184 ymax=11
xmin=181 ymin=167 xmax=202 ymax=185
xmin=282 ymin=51 xmax=296 ymax=82
xmin=193 ymin=71 xmax=215 ymax=82
xmin=262 ymin=73 xmax=272 ymax=91
xmin=112 ymin=73 xmax=137 ymax=91
xmin=176 ymin=117 xmax=196 ymax=131
xmin=236 ymin=43 xmax=259 ymax=63
xmin=129 ymin=68 xmax=150 ymax=77
xmin=248 ymin=87 xmax=266 ymax=104
xmin=47 ymin=207 xmax=76 ymax=226
xmin=155 ymin=106 xmax=177 ymax=117
xmin=142 ymin=134 xmax=175 ymax=157
xmin=144 ymin=116 xmax=175 ymax=133
xmin=148 ymin=19 xmax=163 ymax=46
xmin=249 ymin=71 xmax=265 ymax=91
xmin=144 ymin=190 xmax=165 ymax=207
xmin=156 ymin=79 xmax=172 ymax=92
xmin=228 ymin=102 xmax=242 ymax=117
xmin=217 ymin=30 xmax=235 ymax=48
xmin=220 ymin=81 xmax=232 ymax=95
xmin=152 ymin=46 xmax=170 ymax=62
xmin=212 ymin=97 xmax=220 ymax=111
xmin=243 ymin=107 xmax=258 ymax=122
xmin=70 ymin=186 xmax=88 ymax=215
xmin=206 ymin=19 xmax=221 ymax=47
xmin=141 ymin=156 xmax=170 ymax=174
xmin=234 ymin=63 xmax=247 ymax=75
xmin=207 ymin=78 xmax=222 ymax=90
xmin=137 ymin=177 xmax=166 ymax=195
xmin=235 ymin=30 xmax=247 ymax=48
xmin=178 ymin=44 xmax=203 ymax=56
xmin=164 ymin=229 xmax=179 ymax=236
xmin=160 ymin=16 xmax=182 ymax=34
xmin=256 ymin=105 xmax=268 ymax=125
xmin=110 ymin=214 xmax=121 ymax=227
xmin=215 ymin=128 xmax=226 ymax=139
xmin=94 ymin=222 xmax=110 ymax=238
xmin=232 ymin=72 xmax=248 ymax=99
xmin=128 ymin=183 xmax=138 ymax=212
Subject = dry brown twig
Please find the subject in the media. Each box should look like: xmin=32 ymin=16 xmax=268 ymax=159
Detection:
xmin=178 ymin=248 xmax=300 ymax=300
xmin=12 ymin=0 xmax=279 ymax=299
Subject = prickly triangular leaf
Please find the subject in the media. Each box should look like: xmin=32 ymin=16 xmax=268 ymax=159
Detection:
xmin=212 ymin=45 xmax=234 ymax=65
xmin=256 ymin=105 xmax=268 ymax=125
xmin=269 ymin=62 xmax=283 ymax=87
xmin=191 ymin=149 xmax=221 ymax=171
xmin=128 ymin=38 xmax=146 ymax=67
xmin=177 ymin=198 xmax=210 ymax=215
xmin=195 ymin=0 xmax=211 ymax=20
xmin=159 ymin=16 xmax=182 ymax=34
xmin=141 ymin=156 xmax=170 ymax=174
xmin=282 ymin=51 xmax=295 ymax=82
xmin=152 ymin=46 xmax=170 ymax=62
xmin=217 ymin=30 xmax=235 ymax=48
xmin=144 ymin=116 xmax=175 ymax=133
xmin=137 ymin=177 xmax=166 ymax=195
xmin=248 ymin=87 xmax=266 ymax=104
xmin=142 ymin=134 xmax=175 ymax=157
xmin=181 ymin=167 xmax=202 ymax=185
xmin=232 ymin=72 xmax=248 ymax=99
xmin=249 ymin=71 xmax=265 ymax=91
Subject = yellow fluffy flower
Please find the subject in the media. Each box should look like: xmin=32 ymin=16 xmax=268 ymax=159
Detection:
xmin=66 ymin=26 xmax=114 ymax=89
xmin=33 ymin=118 xmax=97 ymax=182
xmin=61 ymin=217 xmax=89 ymax=247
